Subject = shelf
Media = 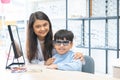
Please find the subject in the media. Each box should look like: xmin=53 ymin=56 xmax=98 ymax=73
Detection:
xmin=68 ymin=16 xmax=120 ymax=20
xmin=66 ymin=0 xmax=120 ymax=74
xmin=76 ymin=45 xmax=120 ymax=51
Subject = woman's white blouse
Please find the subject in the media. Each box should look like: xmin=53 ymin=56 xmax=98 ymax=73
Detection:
xmin=31 ymin=38 xmax=44 ymax=64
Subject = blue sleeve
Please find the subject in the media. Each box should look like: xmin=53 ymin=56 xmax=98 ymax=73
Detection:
xmin=57 ymin=59 xmax=82 ymax=71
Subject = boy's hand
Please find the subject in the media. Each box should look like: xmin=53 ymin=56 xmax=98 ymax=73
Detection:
xmin=45 ymin=58 xmax=55 ymax=65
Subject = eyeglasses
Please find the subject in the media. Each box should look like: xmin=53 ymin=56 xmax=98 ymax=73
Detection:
xmin=54 ymin=40 xmax=71 ymax=46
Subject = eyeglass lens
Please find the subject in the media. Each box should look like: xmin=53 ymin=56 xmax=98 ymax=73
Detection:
xmin=54 ymin=40 xmax=70 ymax=46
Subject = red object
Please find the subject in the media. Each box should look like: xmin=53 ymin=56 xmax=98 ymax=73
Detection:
xmin=1 ymin=0 xmax=10 ymax=3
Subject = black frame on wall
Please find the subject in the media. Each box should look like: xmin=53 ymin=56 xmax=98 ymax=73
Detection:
xmin=66 ymin=0 xmax=120 ymax=74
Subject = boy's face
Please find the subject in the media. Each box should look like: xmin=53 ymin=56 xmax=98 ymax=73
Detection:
xmin=54 ymin=38 xmax=73 ymax=55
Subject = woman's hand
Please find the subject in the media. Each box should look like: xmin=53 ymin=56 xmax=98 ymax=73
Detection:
xmin=46 ymin=64 xmax=58 ymax=69
xmin=74 ymin=52 xmax=84 ymax=61
xmin=45 ymin=58 xmax=55 ymax=66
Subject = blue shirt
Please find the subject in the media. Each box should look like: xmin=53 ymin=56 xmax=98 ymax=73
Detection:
xmin=53 ymin=50 xmax=82 ymax=71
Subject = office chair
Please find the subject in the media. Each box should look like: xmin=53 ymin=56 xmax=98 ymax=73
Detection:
xmin=82 ymin=55 xmax=95 ymax=74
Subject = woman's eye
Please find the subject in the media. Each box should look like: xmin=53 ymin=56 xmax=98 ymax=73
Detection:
xmin=43 ymin=23 xmax=48 ymax=27
xmin=35 ymin=25 xmax=41 ymax=28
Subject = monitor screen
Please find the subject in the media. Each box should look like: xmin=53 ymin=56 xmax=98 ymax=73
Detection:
xmin=8 ymin=25 xmax=23 ymax=58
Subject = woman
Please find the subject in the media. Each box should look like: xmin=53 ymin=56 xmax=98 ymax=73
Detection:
xmin=26 ymin=11 xmax=83 ymax=64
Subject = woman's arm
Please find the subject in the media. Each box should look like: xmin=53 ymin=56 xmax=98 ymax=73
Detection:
xmin=46 ymin=59 xmax=82 ymax=71
xmin=45 ymin=58 xmax=55 ymax=65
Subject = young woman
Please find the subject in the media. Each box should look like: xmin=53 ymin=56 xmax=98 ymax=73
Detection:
xmin=26 ymin=11 xmax=84 ymax=64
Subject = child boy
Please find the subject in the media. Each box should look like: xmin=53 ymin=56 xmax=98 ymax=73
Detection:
xmin=46 ymin=29 xmax=82 ymax=71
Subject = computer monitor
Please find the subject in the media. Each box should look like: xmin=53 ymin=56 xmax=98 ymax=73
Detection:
xmin=6 ymin=25 xmax=25 ymax=69
xmin=8 ymin=25 xmax=23 ymax=58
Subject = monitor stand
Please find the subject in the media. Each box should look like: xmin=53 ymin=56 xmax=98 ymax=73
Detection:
xmin=5 ymin=42 xmax=25 ymax=69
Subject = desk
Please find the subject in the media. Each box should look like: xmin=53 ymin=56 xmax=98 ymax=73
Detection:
xmin=1 ymin=64 xmax=120 ymax=80
xmin=113 ymin=59 xmax=120 ymax=79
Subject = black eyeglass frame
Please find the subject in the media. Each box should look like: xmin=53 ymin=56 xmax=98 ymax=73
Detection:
xmin=53 ymin=40 xmax=71 ymax=46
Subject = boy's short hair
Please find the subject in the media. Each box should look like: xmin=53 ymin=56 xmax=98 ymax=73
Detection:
xmin=54 ymin=29 xmax=74 ymax=42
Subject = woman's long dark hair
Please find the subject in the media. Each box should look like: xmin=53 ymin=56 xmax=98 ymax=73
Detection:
xmin=26 ymin=11 xmax=53 ymax=63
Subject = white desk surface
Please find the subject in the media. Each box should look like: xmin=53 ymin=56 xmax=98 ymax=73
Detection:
xmin=113 ymin=59 xmax=120 ymax=67
xmin=1 ymin=64 xmax=120 ymax=80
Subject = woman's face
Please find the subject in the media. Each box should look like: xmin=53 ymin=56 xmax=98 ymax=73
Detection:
xmin=33 ymin=19 xmax=50 ymax=40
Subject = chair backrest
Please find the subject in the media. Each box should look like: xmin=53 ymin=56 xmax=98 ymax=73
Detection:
xmin=82 ymin=55 xmax=95 ymax=74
